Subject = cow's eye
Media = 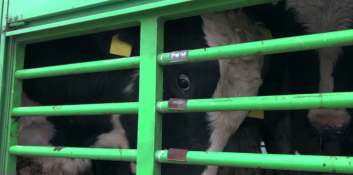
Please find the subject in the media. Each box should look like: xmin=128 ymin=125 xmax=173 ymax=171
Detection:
xmin=176 ymin=74 xmax=190 ymax=91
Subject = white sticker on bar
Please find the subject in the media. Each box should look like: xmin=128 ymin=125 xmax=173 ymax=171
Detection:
xmin=169 ymin=50 xmax=189 ymax=63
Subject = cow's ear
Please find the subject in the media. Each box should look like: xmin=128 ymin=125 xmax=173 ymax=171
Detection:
xmin=91 ymin=27 xmax=140 ymax=59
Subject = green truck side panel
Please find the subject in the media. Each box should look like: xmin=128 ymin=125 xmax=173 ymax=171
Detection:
xmin=2 ymin=0 xmax=353 ymax=174
xmin=8 ymin=0 xmax=125 ymax=22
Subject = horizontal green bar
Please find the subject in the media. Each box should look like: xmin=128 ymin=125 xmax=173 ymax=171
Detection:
xmin=9 ymin=146 xmax=136 ymax=161
xmin=15 ymin=57 xmax=140 ymax=79
xmin=10 ymin=146 xmax=353 ymax=173
xmin=156 ymin=92 xmax=353 ymax=113
xmin=155 ymin=150 xmax=353 ymax=173
xmin=8 ymin=22 xmax=26 ymax=27
xmin=13 ymin=92 xmax=353 ymax=117
xmin=158 ymin=29 xmax=353 ymax=65
xmin=6 ymin=0 xmax=276 ymax=37
xmin=5 ymin=0 xmax=192 ymax=36
xmin=12 ymin=102 xmax=138 ymax=116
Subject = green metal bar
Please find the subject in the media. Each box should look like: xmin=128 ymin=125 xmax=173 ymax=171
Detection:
xmin=155 ymin=150 xmax=353 ymax=174
xmin=8 ymin=21 xmax=25 ymax=27
xmin=5 ymin=0 xmax=191 ymax=36
xmin=0 ymin=0 xmax=6 ymax=173
xmin=12 ymin=102 xmax=138 ymax=116
xmin=136 ymin=17 xmax=164 ymax=175
xmin=12 ymin=0 xmax=276 ymax=44
xmin=158 ymin=29 xmax=353 ymax=65
xmin=5 ymin=0 xmax=277 ymax=36
xmin=3 ymin=42 xmax=24 ymax=175
xmin=9 ymin=145 xmax=353 ymax=174
xmin=15 ymin=28 xmax=353 ymax=79
xmin=12 ymin=92 xmax=353 ymax=117
xmin=15 ymin=28 xmax=353 ymax=80
xmin=15 ymin=56 xmax=140 ymax=79
xmin=156 ymin=92 xmax=353 ymax=113
xmin=8 ymin=0 xmax=125 ymax=22
xmin=9 ymin=146 xmax=137 ymax=161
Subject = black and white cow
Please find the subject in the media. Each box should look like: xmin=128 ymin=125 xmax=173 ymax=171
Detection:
xmin=17 ymin=2 xmax=284 ymax=175
xmin=200 ymin=2 xmax=286 ymax=175
xmin=263 ymin=1 xmax=353 ymax=175
xmin=19 ymin=16 xmax=221 ymax=175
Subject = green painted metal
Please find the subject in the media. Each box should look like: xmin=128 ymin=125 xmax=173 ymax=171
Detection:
xmin=8 ymin=21 xmax=25 ymax=27
xmin=3 ymin=0 xmax=353 ymax=174
xmin=136 ymin=17 xmax=164 ymax=175
xmin=155 ymin=150 xmax=353 ymax=173
xmin=156 ymin=92 xmax=353 ymax=113
xmin=0 ymin=0 xmax=5 ymax=173
xmin=12 ymin=92 xmax=353 ymax=117
xmin=9 ymin=146 xmax=137 ymax=161
xmin=12 ymin=102 xmax=138 ymax=116
xmin=6 ymin=0 xmax=277 ymax=42
xmin=158 ymin=29 xmax=353 ymax=65
xmin=8 ymin=0 xmax=125 ymax=22
xmin=15 ymin=56 xmax=140 ymax=79
xmin=9 ymin=146 xmax=353 ymax=174
xmin=2 ymin=42 xmax=24 ymax=175
xmin=5 ymin=0 xmax=191 ymax=36
xmin=14 ymin=28 xmax=353 ymax=80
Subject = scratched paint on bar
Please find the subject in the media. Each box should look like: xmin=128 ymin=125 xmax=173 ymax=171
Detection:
xmin=158 ymin=29 xmax=353 ymax=65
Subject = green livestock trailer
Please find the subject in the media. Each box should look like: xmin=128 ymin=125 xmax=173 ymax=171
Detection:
xmin=1 ymin=0 xmax=353 ymax=174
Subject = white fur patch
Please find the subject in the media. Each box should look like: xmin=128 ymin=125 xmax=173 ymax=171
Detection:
xmin=94 ymin=114 xmax=134 ymax=173
xmin=18 ymin=92 xmax=55 ymax=146
xmin=123 ymin=70 xmax=140 ymax=95
xmin=201 ymin=9 xmax=264 ymax=175
xmin=94 ymin=115 xmax=129 ymax=148
xmin=19 ymin=93 xmax=134 ymax=174
xmin=59 ymin=158 xmax=91 ymax=175
xmin=18 ymin=92 xmax=91 ymax=175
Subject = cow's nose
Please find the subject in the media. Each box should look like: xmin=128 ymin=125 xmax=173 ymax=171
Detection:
xmin=310 ymin=122 xmax=348 ymax=139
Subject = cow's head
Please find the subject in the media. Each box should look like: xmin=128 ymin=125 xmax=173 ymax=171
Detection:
xmin=279 ymin=0 xmax=353 ymax=140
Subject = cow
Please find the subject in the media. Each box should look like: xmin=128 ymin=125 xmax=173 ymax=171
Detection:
xmin=17 ymin=2 xmax=284 ymax=175
xmin=200 ymin=2 xmax=286 ymax=174
xmin=262 ymin=1 xmax=353 ymax=175
xmin=17 ymin=15 xmax=221 ymax=175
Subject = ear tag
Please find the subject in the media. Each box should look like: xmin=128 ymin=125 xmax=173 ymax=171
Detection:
xmin=247 ymin=110 xmax=264 ymax=119
xmin=109 ymin=34 xmax=132 ymax=57
xmin=258 ymin=25 xmax=273 ymax=40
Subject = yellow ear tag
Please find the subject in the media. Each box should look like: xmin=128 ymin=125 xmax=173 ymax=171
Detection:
xmin=109 ymin=34 xmax=132 ymax=57
xmin=247 ymin=110 xmax=264 ymax=119
xmin=258 ymin=25 xmax=273 ymax=40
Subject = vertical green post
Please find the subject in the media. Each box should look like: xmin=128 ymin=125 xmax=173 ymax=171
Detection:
xmin=136 ymin=17 xmax=164 ymax=175
xmin=0 ymin=0 xmax=7 ymax=140
xmin=0 ymin=0 xmax=6 ymax=174
xmin=2 ymin=42 xmax=25 ymax=175
xmin=0 ymin=1 xmax=8 ymax=173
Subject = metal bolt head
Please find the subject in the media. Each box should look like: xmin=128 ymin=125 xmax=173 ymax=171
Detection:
xmin=14 ymin=15 xmax=18 ymax=21
xmin=8 ymin=16 xmax=12 ymax=22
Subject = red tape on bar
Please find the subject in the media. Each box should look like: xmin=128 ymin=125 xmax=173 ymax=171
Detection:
xmin=167 ymin=148 xmax=188 ymax=161
xmin=167 ymin=98 xmax=188 ymax=110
